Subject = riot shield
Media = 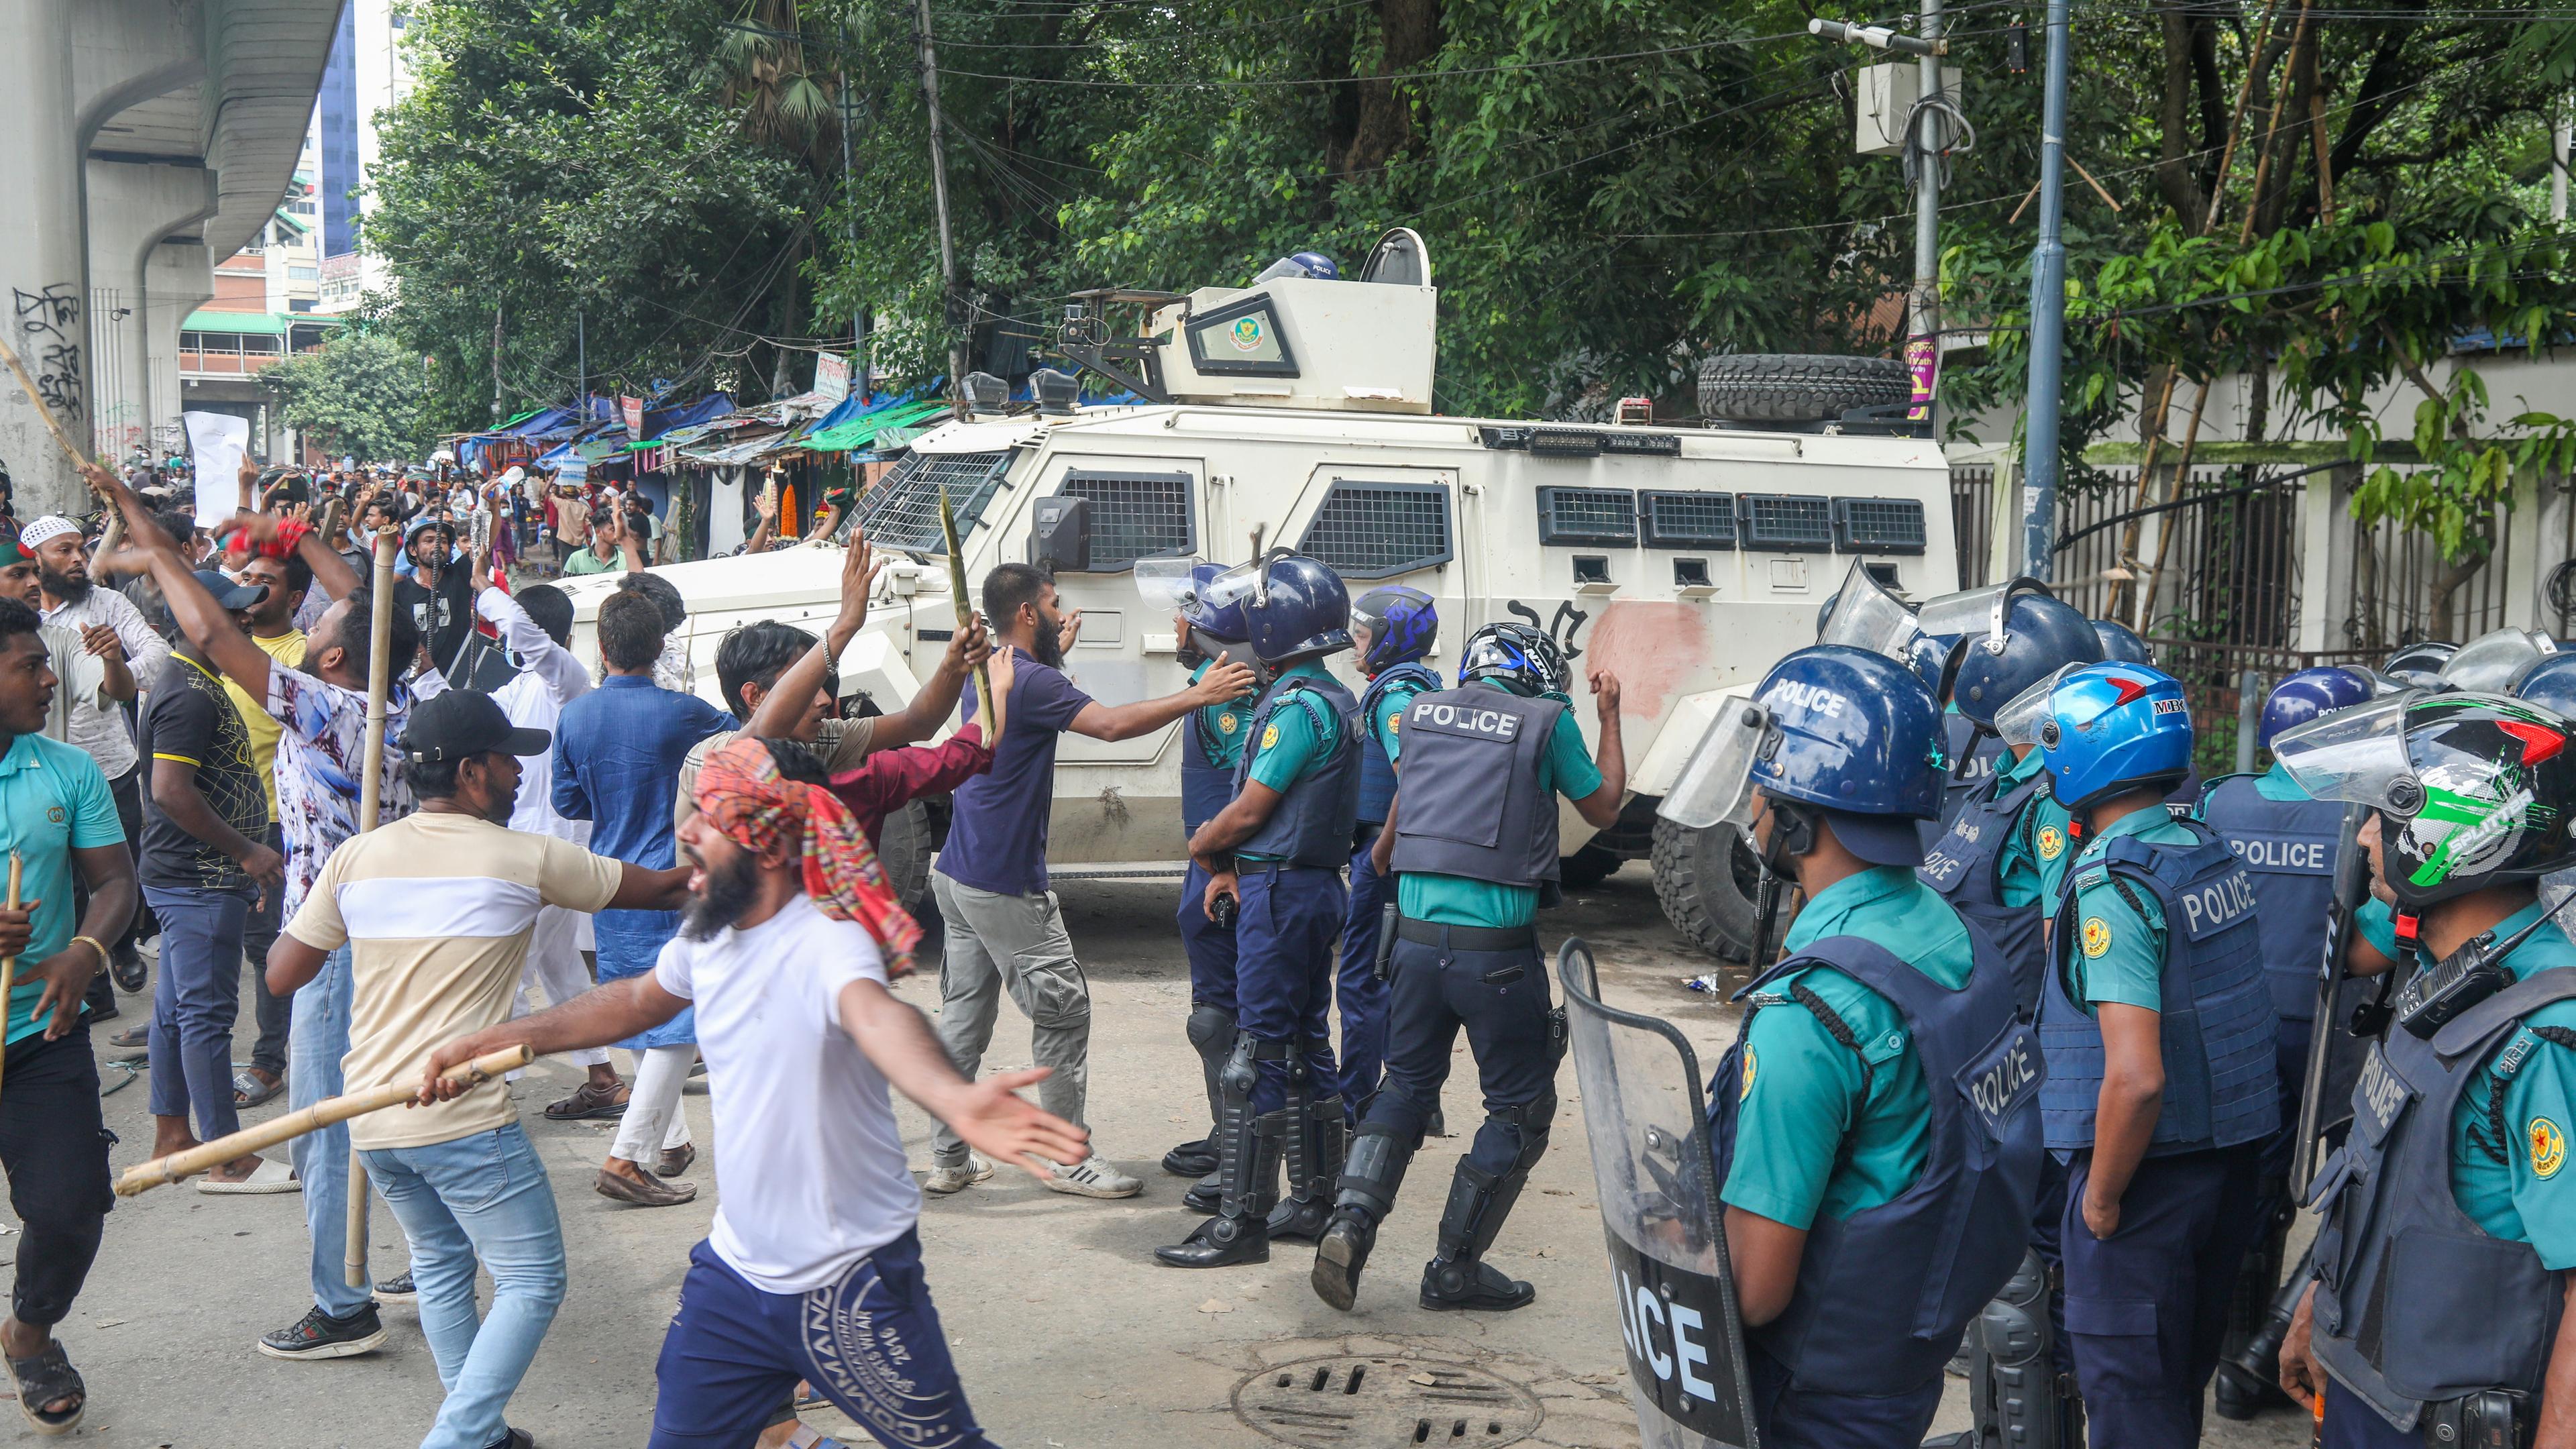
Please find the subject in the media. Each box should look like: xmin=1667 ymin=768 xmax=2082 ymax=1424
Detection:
xmin=2292 ymin=802 xmax=2375 ymax=1195
xmin=1558 ymin=938 xmax=1760 ymax=1449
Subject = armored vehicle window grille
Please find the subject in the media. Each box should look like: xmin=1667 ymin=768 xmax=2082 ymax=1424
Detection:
xmin=1299 ymin=481 xmax=1454 ymax=578
xmin=1738 ymin=494 xmax=1834 ymax=552
xmin=1536 ymin=487 xmax=1638 ymax=547
xmin=851 ymin=449 xmax=1016 ymax=554
xmin=1057 ymin=471 xmax=1195 ymax=570
xmin=1832 ymin=496 xmax=1929 ymax=555
xmin=1641 ymin=490 xmax=1735 ymax=549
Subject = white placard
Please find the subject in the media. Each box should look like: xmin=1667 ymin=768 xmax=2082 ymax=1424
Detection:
xmin=816 ymin=352 xmax=851 ymax=401
xmin=181 ymin=411 xmax=250 ymax=528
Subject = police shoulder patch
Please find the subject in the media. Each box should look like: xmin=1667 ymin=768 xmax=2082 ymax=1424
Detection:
xmin=2080 ymin=916 xmax=2113 ymax=959
xmin=1387 ymin=710 xmax=1404 ymax=735
xmin=1218 ymin=712 xmax=1239 ymax=735
xmin=1260 ymin=723 xmax=1281 ymax=751
xmin=2037 ymin=825 xmax=2065 ymax=861
xmin=2532 ymin=1116 xmax=2567 ymax=1179
xmin=1740 ymin=1045 xmax=1758 ymax=1099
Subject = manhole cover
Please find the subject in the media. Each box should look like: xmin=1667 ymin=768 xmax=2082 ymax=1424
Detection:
xmin=1232 ymin=1355 xmax=1543 ymax=1447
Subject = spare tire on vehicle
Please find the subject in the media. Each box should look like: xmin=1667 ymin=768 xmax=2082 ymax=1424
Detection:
xmin=1697 ymin=353 xmax=1911 ymax=426
xmin=1650 ymin=814 xmax=1800 ymax=962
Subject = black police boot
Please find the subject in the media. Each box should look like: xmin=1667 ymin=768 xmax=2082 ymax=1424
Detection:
xmin=1310 ymin=1124 xmax=1416 ymax=1311
xmin=1165 ymin=1005 xmax=1234 ymax=1179
xmin=1157 ymin=1035 xmax=1279 ymax=1269
xmin=1419 ymin=1157 xmax=1536 ymax=1311
xmin=1268 ymin=1089 xmax=1345 ymax=1244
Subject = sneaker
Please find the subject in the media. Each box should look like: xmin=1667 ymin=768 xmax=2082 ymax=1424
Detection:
xmin=258 ymin=1303 xmax=388 ymax=1360
xmin=1044 ymin=1156 xmax=1142 ymax=1199
xmin=922 ymin=1156 xmax=992 ymax=1195
xmin=373 ymin=1271 xmax=417 ymax=1305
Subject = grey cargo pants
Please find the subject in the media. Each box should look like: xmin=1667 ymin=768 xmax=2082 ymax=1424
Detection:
xmin=928 ymin=874 xmax=1093 ymax=1167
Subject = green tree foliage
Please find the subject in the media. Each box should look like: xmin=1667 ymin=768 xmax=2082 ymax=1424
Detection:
xmin=257 ymin=332 xmax=437 ymax=464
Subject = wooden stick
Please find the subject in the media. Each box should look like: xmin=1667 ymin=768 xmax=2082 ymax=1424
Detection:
xmin=0 ymin=854 xmax=25 ymax=1111
xmin=2068 ymin=156 xmax=2123 ymax=213
xmin=938 ymin=484 xmax=994 ymax=729
xmin=345 ymin=530 xmax=400 ymax=1287
xmin=117 ymin=1046 xmax=535 ymax=1197
xmin=0 ymin=336 xmax=95 ymax=472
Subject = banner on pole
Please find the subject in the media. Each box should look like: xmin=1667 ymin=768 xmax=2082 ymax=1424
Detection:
xmin=816 ymin=353 xmax=852 ymax=402
xmin=620 ymin=395 xmax=645 ymax=438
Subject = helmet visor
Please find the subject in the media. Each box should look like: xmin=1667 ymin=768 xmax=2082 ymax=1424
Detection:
xmin=1658 ymin=699 xmax=1772 ymax=831
xmin=2438 ymin=628 xmax=2559 ymax=694
xmin=1199 ymin=559 xmax=1265 ymax=610
xmin=1993 ymin=663 xmax=2081 ymax=749
xmin=1915 ymin=577 xmax=2050 ymax=657
xmin=1815 ymin=559 xmax=1923 ymax=661
xmin=1133 ymin=555 xmax=1205 ymax=611
xmin=2271 ymin=693 xmax=2428 ymax=814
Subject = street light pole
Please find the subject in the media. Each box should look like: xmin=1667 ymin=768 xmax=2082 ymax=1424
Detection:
xmin=2020 ymin=0 xmax=2072 ymax=582
xmin=912 ymin=0 xmax=969 ymax=398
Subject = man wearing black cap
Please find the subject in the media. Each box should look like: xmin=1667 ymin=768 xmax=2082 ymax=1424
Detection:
xmin=138 ymin=569 xmax=292 ymax=1193
xmin=264 ymin=689 xmax=690 ymax=1449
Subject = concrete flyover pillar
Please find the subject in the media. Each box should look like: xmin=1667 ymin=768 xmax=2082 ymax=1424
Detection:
xmin=0 ymin=3 xmax=91 ymax=511
xmin=85 ymin=158 xmax=218 ymax=462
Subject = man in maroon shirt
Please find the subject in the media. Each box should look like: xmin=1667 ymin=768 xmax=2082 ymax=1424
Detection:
xmin=745 ymin=622 xmax=1008 ymax=847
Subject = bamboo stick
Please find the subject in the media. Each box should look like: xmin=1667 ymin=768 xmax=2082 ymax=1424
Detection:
xmin=345 ymin=530 xmax=400 ymax=1286
xmin=939 ymin=485 xmax=994 ymax=728
xmin=117 ymin=1046 xmax=534 ymax=1197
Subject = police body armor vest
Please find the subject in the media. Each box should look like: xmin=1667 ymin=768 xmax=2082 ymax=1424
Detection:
xmin=1923 ymin=714 xmax=2008 ymax=854
xmin=2196 ymin=773 xmax=2343 ymax=1024
xmin=1356 ymin=662 xmax=1440 ymax=827
xmin=1387 ymin=683 xmax=1566 ymax=891
xmin=1707 ymin=930 xmax=2046 ymax=1395
xmin=1231 ymin=674 xmax=1362 ymax=869
xmin=1181 ymin=694 xmax=1238 ymax=839
xmin=2310 ymin=969 xmax=2576 ymax=1431
xmin=1919 ymin=770 xmax=2051 ymax=1017
xmin=2037 ymin=822 xmax=2279 ymax=1155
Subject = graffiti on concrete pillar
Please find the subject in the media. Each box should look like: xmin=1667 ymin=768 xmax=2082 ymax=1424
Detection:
xmin=11 ymin=284 xmax=85 ymax=419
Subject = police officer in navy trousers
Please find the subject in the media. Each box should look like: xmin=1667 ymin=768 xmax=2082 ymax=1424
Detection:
xmin=2273 ymin=689 xmax=2576 ymax=1449
xmin=1331 ymin=586 xmax=1440 ymax=1132
xmin=2027 ymin=661 xmax=2281 ymax=1449
xmin=1165 ymin=564 xmax=1263 ymax=1192
xmin=1310 ymin=623 xmax=1625 ymax=1312
xmin=2193 ymin=665 xmax=2375 ymax=1418
xmin=1159 ymin=554 xmax=1360 ymax=1269
xmin=1697 ymin=645 xmax=2045 ymax=1448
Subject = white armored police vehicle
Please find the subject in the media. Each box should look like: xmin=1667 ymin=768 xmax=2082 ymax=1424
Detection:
xmin=557 ymin=231 xmax=1958 ymax=959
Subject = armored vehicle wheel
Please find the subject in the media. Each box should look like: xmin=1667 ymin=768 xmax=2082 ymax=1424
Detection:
xmin=1697 ymin=353 xmax=1910 ymax=425
xmin=1558 ymin=842 xmax=1621 ymax=890
xmin=1650 ymin=814 xmax=1771 ymax=961
xmin=878 ymin=798 xmax=936 ymax=908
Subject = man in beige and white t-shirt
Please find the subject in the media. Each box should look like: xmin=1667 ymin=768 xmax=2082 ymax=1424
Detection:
xmin=264 ymin=690 xmax=687 ymax=1449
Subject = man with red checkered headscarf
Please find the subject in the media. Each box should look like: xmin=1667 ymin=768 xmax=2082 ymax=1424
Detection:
xmin=420 ymin=735 xmax=1085 ymax=1448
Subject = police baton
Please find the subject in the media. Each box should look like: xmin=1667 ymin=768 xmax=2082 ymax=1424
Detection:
xmin=1374 ymin=901 xmax=1399 ymax=982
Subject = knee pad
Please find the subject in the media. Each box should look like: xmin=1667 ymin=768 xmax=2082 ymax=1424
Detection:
xmin=1487 ymin=1090 xmax=1557 ymax=1173
xmin=1222 ymin=1032 xmax=1263 ymax=1099
xmin=1186 ymin=1005 xmax=1235 ymax=1058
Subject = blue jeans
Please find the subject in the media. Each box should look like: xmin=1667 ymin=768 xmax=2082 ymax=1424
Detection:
xmin=361 ymin=1122 xmax=568 ymax=1449
xmin=289 ymin=945 xmax=370 ymax=1318
xmin=143 ymin=884 xmax=252 ymax=1144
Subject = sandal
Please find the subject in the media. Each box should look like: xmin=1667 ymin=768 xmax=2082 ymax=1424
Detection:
xmin=234 ymin=1067 xmax=286 ymax=1109
xmin=7 ymin=1338 xmax=85 ymax=1436
xmin=545 ymin=1079 xmax=630 ymax=1121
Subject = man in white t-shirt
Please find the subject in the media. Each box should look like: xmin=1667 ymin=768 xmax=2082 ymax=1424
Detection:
xmin=421 ymin=736 xmax=1084 ymax=1448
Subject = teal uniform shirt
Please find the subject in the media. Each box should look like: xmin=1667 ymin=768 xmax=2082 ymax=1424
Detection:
xmin=2442 ymin=903 xmax=2576 ymax=1263
xmin=2251 ymin=759 xmax=2310 ymax=803
xmin=0 ymin=732 xmax=127 ymax=1046
xmin=1368 ymin=671 xmax=1437 ymax=768
xmin=1993 ymin=745 xmax=2078 ymax=910
xmin=2355 ymin=896 xmax=2403 ymax=961
xmin=1395 ymin=690 xmax=1604 ymax=929
xmin=1238 ymin=661 xmax=1344 ymax=863
xmin=1190 ymin=659 xmax=1255 ymax=772
xmin=2062 ymin=806 xmax=2201 ymax=1014
xmin=1721 ymin=867 xmax=1978 ymax=1228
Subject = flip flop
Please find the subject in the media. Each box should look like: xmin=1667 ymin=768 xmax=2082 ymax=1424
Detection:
xmin=7 ymin=1339 xmax=85 ymax=1436
xmin=544 ymin=1079 xmax=630 ymax=1120
xmin=199 ymin=1157 xmax=300 ymax=1195
xmin=233 ymin=1067 xmax=286 ymax=1109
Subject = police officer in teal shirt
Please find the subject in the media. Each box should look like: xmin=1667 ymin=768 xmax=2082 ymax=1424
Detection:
xmin=1166 ymin=565 xmax=1263 ymax=1194
xmin=1695 ymin=644 xmax=2043 ymax=1449
xmin=2271 ymin=690 xmax=2576 ymax=1449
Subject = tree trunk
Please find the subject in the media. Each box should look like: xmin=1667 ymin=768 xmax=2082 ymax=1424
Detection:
xmin=2154 ymin=3 xmax=2212 ymax=225
xmin=1336 ymin=0 xmax=1442 ymax=178
xmin=2429 ymin=537 xmax=2491 ymax=643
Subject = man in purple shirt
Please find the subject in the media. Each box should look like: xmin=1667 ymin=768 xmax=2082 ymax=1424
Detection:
xmin=926 ymin=563 xmax=1252 ymax=1199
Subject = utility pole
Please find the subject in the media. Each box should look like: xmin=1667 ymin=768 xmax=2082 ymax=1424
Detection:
xmin=2019 ymin=0 xmax=2073 ymax=582
xmin=912 ymin=0 xmax=969 ymax=397
xmin=841 ymin=59 xmax=868 ymax=398
xmin=1909 ymin=0 xmax=1945 ymax=427
xmin=576 ymin=309 xmax=586 ymax=423
xmin=490 ymin=307 xmax=504 ymax=424
xmin=2554 ymin=95 xmax=2570 ymax=224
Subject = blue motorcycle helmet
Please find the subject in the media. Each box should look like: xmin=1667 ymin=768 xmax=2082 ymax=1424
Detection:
xmin=1947 ymin=592 xmax=2103 ymax=727
xmin=1458 ymin=622 xmax=1568 ymax=698
xmin=1353 ymin=586 xmax=1438 ymax=675
xmin=1231 ymin=553 xmax=1352 ymax=665
xmin=2259 ymin=666 xmax=2375 ymax=750
xmin=2514 ymin=652 xmax=2576 ymax=716
xmin=2008 ymin=661 xmax=2195 ymax=812
xmin=2092 ymin=618 xmax=2153 ymax=665
xmin=1658 ymin=645 xmax=1943 ymax=868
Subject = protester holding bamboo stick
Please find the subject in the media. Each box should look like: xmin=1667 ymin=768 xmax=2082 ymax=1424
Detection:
xmin=264 ymin=688 xmax=690 ymax=1449
xmin=0 ymin=593 xmax=140 ymax=1437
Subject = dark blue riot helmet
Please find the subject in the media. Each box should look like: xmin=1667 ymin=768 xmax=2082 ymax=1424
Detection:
xmin=2259 ymin=666 xmax=2375 ymax=749
xmin=1234 ymin=553 xmax=1352 ymax=665
xmin=2092 ymin=618 xmax=2153 ymax=665
xmin=1353 ymin=586 xmax=1438 ymax=675
xmin=1946 ymin=592 xmax=2104 ymax=728
xmin=2514 ymin=652 xmax=2576 ymax=716
xmin=2381 ymin=639 xmax=2456 ymax=688
xmin=1250 ymin=251 xmax=1342 ymax=284
xmin=1182 ymin=562 xmax=1252 ymax=643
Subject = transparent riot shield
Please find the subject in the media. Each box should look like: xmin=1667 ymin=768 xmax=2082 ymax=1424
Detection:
xmin=1557 ymin=938 xmax=1760 ymax=1449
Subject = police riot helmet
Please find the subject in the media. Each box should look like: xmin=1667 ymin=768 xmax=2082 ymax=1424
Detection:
xmin=2092 ymin=618 xmax=2153 ymax=665
xmin=2008 ymin=661 xmax=2195 ymax=812
xmin=2438 ymin=628 xmax=2558 ymax=694
xmin=1180 ymin=562 xmax=1252 ymax=643
xmin=1947 ymin=591 xmax=2103 ymax=728
xmin=2258 ymin=666 xmax=2375 ymax=750
xmin=2273 ymin=691 xmax=2576 ymax=910
xmin=1353 ymin=586 xmax=1438 ymax=674
xmin=1250 ymin=251 xmax=1342 ymax=284
xmin=1235 ymin=554 xmax=1352 ymax=665
xmin=2514 ymin=653 xmax=2576 ymax=716
xmin=2382 ymin=640 xmax=2458 ymax=688
xmin=1458 ymin=623 xmax=1568 ymax=698
xmin=1657 ymin=645 xmax=1943 ymax=867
